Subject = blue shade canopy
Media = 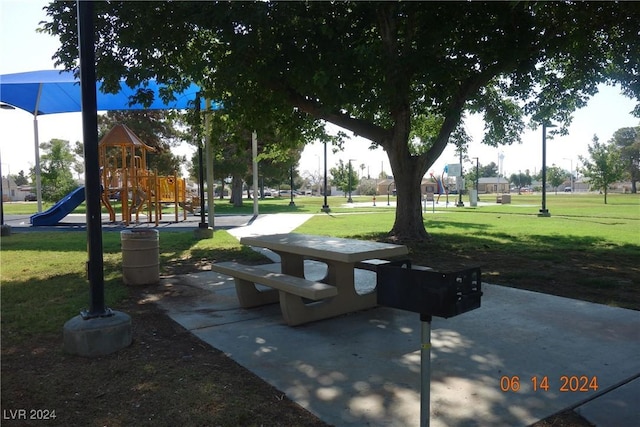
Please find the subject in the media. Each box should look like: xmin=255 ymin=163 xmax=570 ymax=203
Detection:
xmin=0 ymin=69 xmax=221 ymax=115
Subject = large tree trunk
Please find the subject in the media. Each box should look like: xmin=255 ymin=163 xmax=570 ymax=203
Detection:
xmin=230 ymin=174 xmax=243 ymax=207
xmin=386 ymin=144 xmax=429 ymax=242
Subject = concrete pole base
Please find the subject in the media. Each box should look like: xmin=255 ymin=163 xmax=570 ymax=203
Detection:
xmin=63 ymin=311 xmax=132 ymax=357
xmin=1 ymin=224 xmax=11 ymax=236
xmin=193 ymin=227 xmax=214 ymax=239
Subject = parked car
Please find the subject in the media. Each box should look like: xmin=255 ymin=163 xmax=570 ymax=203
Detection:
xmin=24 ymin=194 xmax=37 ymax=201
xmin=564 ymin=187 xmax=572 ymax=192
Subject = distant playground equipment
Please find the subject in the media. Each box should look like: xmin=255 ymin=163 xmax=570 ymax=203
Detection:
xmin=99 ymin=124 xmax=194 ymax=226
xmin=429 ymin=165 xmax=450 ymax=205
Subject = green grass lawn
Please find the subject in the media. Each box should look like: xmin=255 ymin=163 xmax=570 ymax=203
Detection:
xmin=0 ymin=229 xmax=263 ymax=343
xmin=296 ymin=193 xmax=640 ymax=310
xmin=296 ymin=193 xmax=639 ymax=243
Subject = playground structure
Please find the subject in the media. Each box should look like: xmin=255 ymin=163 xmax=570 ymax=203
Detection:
xmin=99 ymin=124 xmax=194 ymax=226
xmin=429 ymin=166 xmax=450 ymax=205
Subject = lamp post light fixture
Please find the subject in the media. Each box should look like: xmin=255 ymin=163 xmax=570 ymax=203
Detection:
xmin=539 ymin=122 xmax=556 ymax=217
xmin=322 ymin=140 xmax=330 ymax=212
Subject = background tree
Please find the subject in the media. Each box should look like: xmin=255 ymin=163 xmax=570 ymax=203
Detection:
xmin=330 ymin=160 xmax=360 ymax=196
xmin=11 ymin=170 xmax=29 ymax=186
xmin=479 ymin=162 xmax=499 ymax=178
xmin=44 ymin=2 xmax=640 ymax=241
xmin=579 ymin=135 xmax=625 ymax=204
xmin=187 ymin=111 xmax=306 ymax=207
xmin=357 ymin=179 xmax=378 ymax=196
xmin=546 ymin=165 xmax=567 ymax=194
xmin=37 ymin=138 xmax=78 ymax=202
xmin=508 ymin=172 xmax=532 ymax=192
xmin=611 ymin=126 xmax=640 ymax=193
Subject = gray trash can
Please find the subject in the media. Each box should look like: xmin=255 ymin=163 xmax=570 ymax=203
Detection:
xmin=121 ymin=229 xmax=159 ymax=285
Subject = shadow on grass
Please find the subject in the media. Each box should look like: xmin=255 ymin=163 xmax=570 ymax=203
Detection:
xmin=1 ymin=230 xmax=270 ymax=345
xmin=342 ymin=229 xmax=640 ymax=311
xmin=0 ymin=272 xmax=128 ymax=342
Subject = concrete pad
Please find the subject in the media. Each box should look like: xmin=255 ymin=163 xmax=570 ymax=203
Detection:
xmin=63 ymin=311 xmax=132 ymax=357
xmin=1 ymin=224 xmax=11 ymax=236
xmin=193 ymin=226 xmax=213 ymax=239
xmin=157 ymin=271 xmax=640 ymax=427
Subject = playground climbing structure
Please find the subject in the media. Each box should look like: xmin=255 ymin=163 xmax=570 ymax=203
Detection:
xmin=99 ymin=124 xmax=193 ymax=226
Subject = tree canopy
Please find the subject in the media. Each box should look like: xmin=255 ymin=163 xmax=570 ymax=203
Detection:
xmin=610 ymin=126 xmax=640 ymax=193
xmin=330 ymin=160 xmax=360 ymax=196
xmin=43 ymin=1 xmax=640 ymax=241
xmin=580 ymin=135 xmax=625 ymax=204
xmin=38 ymin=138 xmax=78 ymax=202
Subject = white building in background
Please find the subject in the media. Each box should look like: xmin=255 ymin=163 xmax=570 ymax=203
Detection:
xmin=1 ymin=176 xmax=36 ymax=201
xmin=477 ymin=177 xmax=511 ymax=194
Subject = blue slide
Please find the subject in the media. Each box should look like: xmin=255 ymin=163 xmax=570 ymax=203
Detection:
xmin=30 ymin=186 xmax=85 ymax=226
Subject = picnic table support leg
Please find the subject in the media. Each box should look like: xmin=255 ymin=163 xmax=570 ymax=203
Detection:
xmin=234 ymin=278 xmax=279 ymax=308
xmin=278 ymin=252 xmax=305 ymax=278
xmin=278 ymin=292 xmax=323 ymax=326
xmin=421 ymin=314 xmax=432 ymax=427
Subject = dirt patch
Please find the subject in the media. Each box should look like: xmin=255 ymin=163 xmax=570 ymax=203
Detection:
xmin=1 ymin=286 xmax=330 ymax=427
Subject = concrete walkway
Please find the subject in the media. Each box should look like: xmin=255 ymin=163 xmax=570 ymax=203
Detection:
xmin=153 ymin=212 xmax=640 ymax=427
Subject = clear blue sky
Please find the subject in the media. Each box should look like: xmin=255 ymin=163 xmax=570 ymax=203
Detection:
xmin=1 ymin=0 xmax=638 ymax=181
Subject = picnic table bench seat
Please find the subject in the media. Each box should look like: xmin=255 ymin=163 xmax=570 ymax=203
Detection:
xmin=211 ymin=261 xmax=338 ymax=325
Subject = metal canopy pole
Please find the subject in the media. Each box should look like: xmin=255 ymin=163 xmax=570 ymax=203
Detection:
xmin=252 ymin=131 xmax=259 ymax=215
xmin=197 ymin=144 xmax=207 ymax=228
xmin=193 ymin=93 xmax=207 ymax=229
xmin=33 ymin=101 xmax=43 ymax=213
xmin=205 ymin=99 xmax=214 ymax=227
xmin=78 ymin=0 xmax=109 ymax=318
xmin=420 ymin=314 xmax=432 ymax=427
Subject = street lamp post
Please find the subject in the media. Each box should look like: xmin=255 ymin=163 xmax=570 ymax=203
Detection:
xmin=539 ymin=122 xmax=556 ymax=217
xmin=322 ymin=140 xmax=330 ymax=212
xmin=563 ymin=157 xmax=573 ymax=193
xmin=456 ymin=149 xmax=464 ymax=207
xmin=289 ymin=164 xmax=295 ymax=207
xmin=471 ymin=156 xmax=479 ymax=201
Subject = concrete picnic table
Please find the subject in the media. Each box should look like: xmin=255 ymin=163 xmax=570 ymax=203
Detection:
xmin=239 ymin=233 xmax=409 ymax=323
